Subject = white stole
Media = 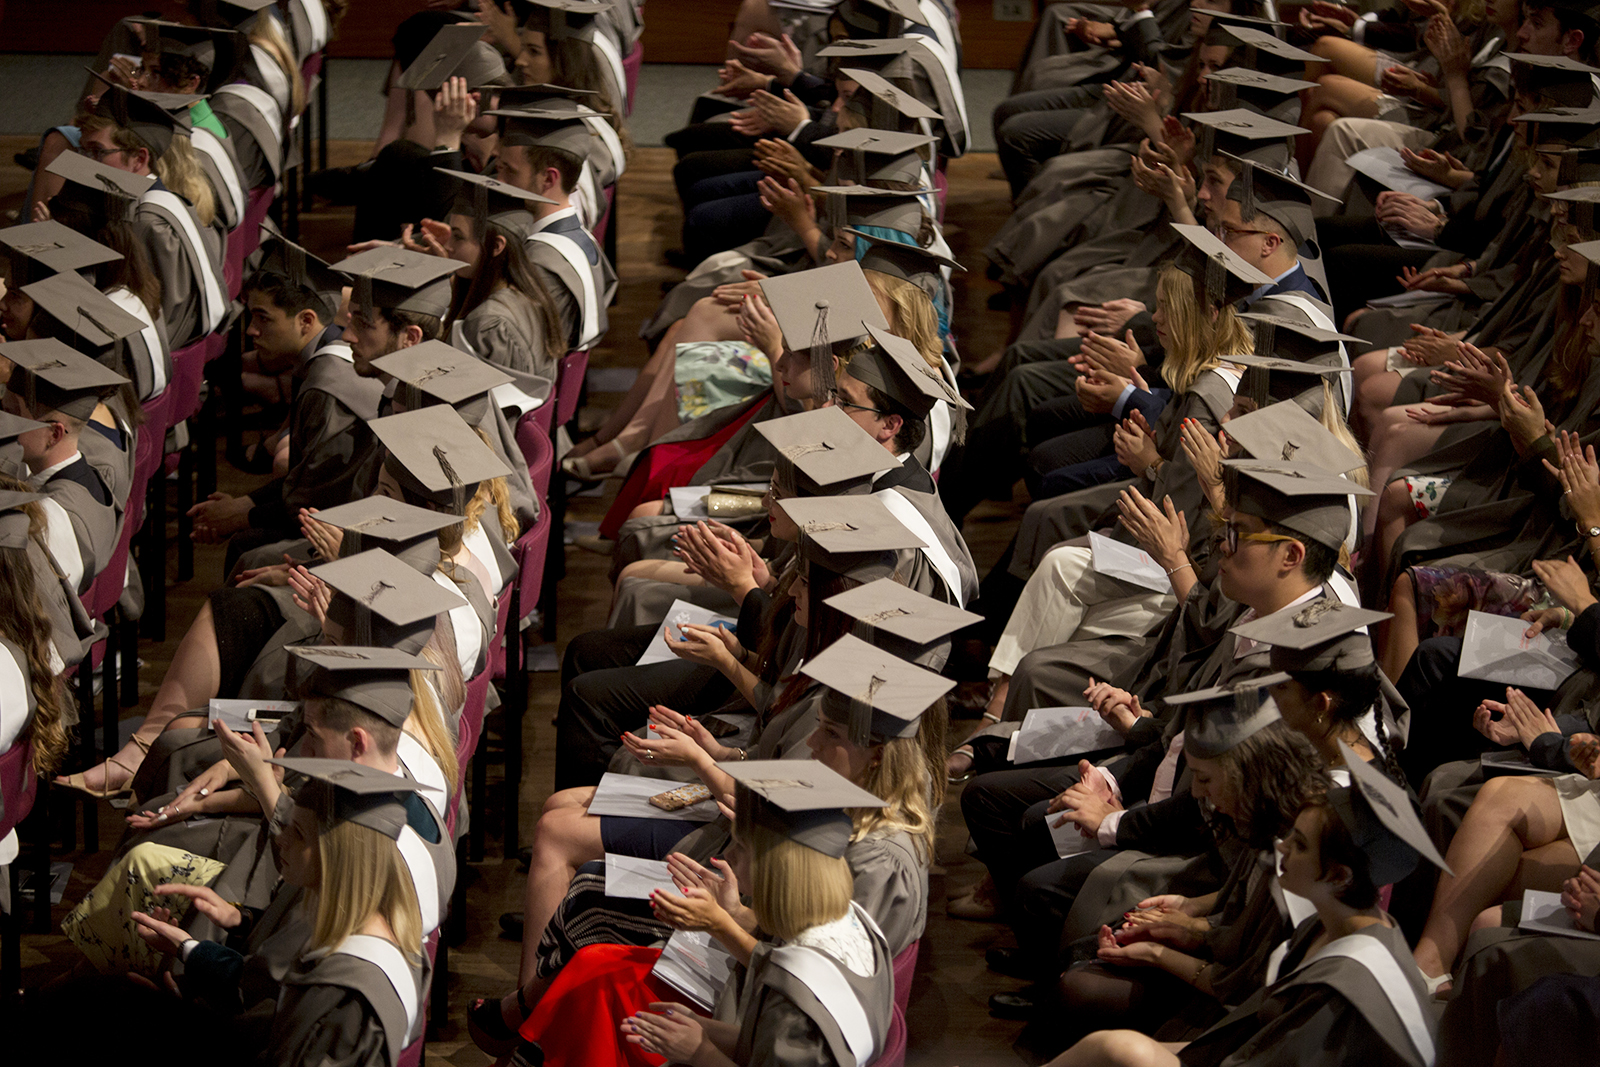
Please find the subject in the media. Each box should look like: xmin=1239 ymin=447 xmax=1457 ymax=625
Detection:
xmin=141 ymin=188 xmax=226 ymax=333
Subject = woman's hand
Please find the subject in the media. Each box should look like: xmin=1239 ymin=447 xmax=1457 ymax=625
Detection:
xmin=131 ymin=909 xmax=191 ymax=956
xmin=1571 ymin=734 xmax=1600 ymax=779
xmin=1113 ymin=410 xmax=1160 ymax=478
xmin=756 ymin=175 xmax=816 ymax=239
xmin=648 ymin=705 xmax=730 ymax=760
xmin=1532 ymin=556 xmax=1598 ymax=615
xmin=1398 ymin=263 xmax=1471 ymax=294
xmin=711 ymin=273 xmax=768 ymax=307
xmin=1424 ymin=8 xmax=1472 ymax=79
xmin=1095 ymin=924 xmax=1164 ymax=967
xmin=1073 ymin=298 xmax=1147 ymax=337
xmin=650 ymin=883 xmax=732 ymax=933
xmin=1180 ymin=418 xmax=1226 ymax=509
xmin=621 ymin=1003 xmax=709 ymax=1062
xmin=287 ymin=565 xmax=331 ymax=628
xmin=1398 ymin=325 xmax=1461 ymax=367
xmin=620 ymin=718 xmax=710 ymax=767
xmin=235 ymin=560 xmax=294 ymax=588
xmin=1403 ymin=402 xmax=1495 ymax=426
xmin=1522 ymin=606 xmax=1570 ymax=639
xmin=1561 ymin=865 xmax=1600 ymax=930
xmin=736 ymin=292 xmax=784 ymax=361
xmin=717 ymin=58 xmax=770 ymax=98
xmin=1115 ymin=487 xmax=1189 ymax=571
xmin=1299 ymin=1 xmax=1358 ymax=36
xmin=666 ymin=852 xmax=742 ymax=914
xmin=753 ymin=138 xmax=817 ymax=188
xmin=153 ymin=883 xmax=243 ymax=930
xmin=1497 ymin=379 xmax=1550 ymax=455
xmin=1544 ymin=431 xmax=1600 ymax=532
xmin=432 ymin=75 xmax=479 ymax=151
xmin=398 ymin=219 xmax=452 ymax=259
xmin=1064 ymin=17 xmax=1120 ymax=47
xmin=1429 ymin=343 xmax=1513 ymax=405
xmin=1400 ymin=146 xmax=1473 ymax=189
xmin=299 ymin=509 xmax=344 ymax=561
xmin=673 ymin=521 xmax=759 ymax=599
xmin=664 ymin=621 xmax=743 ymax=672
xmin=1080 ymin=329 xmax=1145 ymax=380
xmin=1472 ymin=699 xmax=1520 ymax=746
xmin=728 ymin=31 xmax=803 ymax=81
xmin=215 ymin=721 xmax=282 ymax=803
xmin=1380 ymin=64 xmax=1436 ymax=99
xmin=730 ymin=88 xmax=807 ymax=138
xmin=1501 ymin=687 xmax=1564 ymax=748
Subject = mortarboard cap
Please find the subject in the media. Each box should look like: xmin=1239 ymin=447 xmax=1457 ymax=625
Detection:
xmin=1184 ymin=109 xmax=1306 ymax=170
xmin=486 ymin=106 xmax=596 ymax=156
xmin=1231 ymin=600 xmax=1389 ymax=673
xmin=1237 ymin=309 xmax=1366 ymax=361
xmin=824 ymin=577 xmax=981 ymax=652
xmin=1206 ymin=15 xmax=1320 ymax=66
xmin=372 ymin=339 xmax=515 ymax=418
xmin=1513 ymin=104 xmax=1600 ymax=155
xmin=0 ymin=221 xmax=122 ymax=287
xmin=1206 ymin=67 xmax=1315 ymax=113
xmin=1548 ymin=184 xmax=1600 ymax=238
xmin=843 ymin=227 xmax=962 ymax=281
xmin=846 ymin=322 xmax=971 ymax=418
xmin=1329 ymin=739 xmax=1452 ymax=885
xmin=316 ymin=547 xmax=467 ymax=653
xmin=496 ymin=84 xmax=601 ymax=107
xmin=756 ymin=406 xmax=901 ymax=497
xmin=371 ymin=406 xmax=511 ymax=512
xmin=1171 ymin=222 xmax=1274 ymax=308
xmin=3 ymin=337 xmax=130 ymax=420
xmin=1508 ymin=51 xmax=1600 ymax=109
xmin=255 ymin=234 xmax=347 ymax=316
xmin=838 ymin=0 xmax=927 ymax=35
xmin=1165 ymin=678 xmax=1287 ymax=759
xmin=803 ymin=633 xmax=952 ymax=745
xmin=1221 ymin=395 xmax=1363 ymax=474
xmin=189 ymin=0 xmax=277 ymax=29
xmin=1219 ymin=152 xmax=1338 ymax=249
xmin=45 ymin=151 xmax=153 ymax=226
xmin=759 ymin=260 xmax=889 ymax=398
xmin=841 ymin=66 xmax=942 ymax=126
xmin=1570 ymin=238 xmax=1600 ymax=303
xmin=813 ymin=126 xmax=935 ymax=185
xmin=1223 ymin=459 xmax=1372 ymax=551
xmin=287 ymin=646 xmax=440 ymax=729
xmin=332 ymin=247 xmax=467 ymax=320
xmin=310 ymin=496 xmax=465 ymax=559
xmin=397 ymin=22 xmax=502 ymax=91
xmin=93 ymin=84 xmax=190 ymax=161
xmin=812 ymin=185 xmax=931 ymax=237
xmin=130 ymin=19 xmax=245 ymax=94
xmin=1226 ymin=350 xmax=1351 ymax=419
xmin=271 ymin=756 xmax=428 ymax=840
xmin=514 ymin=0 xmax=610 ymax=39
xmin=435 ymin=167 xmax=555 ymax=240
xmin=721 ymin=758 xmax=886 ymax=857
xmin=781 ymin=494 xmax=926 ymax=581
xmin=0 ymin=413 xmax=52 ymax=444
xmin=0 ymin=490 xmax=45 ymax=551
xmin=20 ymin=269 xmax=146 ymax=355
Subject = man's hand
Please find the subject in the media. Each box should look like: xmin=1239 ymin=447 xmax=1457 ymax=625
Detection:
xmin=727 ymin=32 xmax=803 ymax=81
xmin=1299 ymin=1 xmax=1358 ymax=36
xmin=187 ymin=492 xmax=254 ymax=544
xmin=431 ymin=75 xmax=478 ymax=151
xmin=1073 ymin=299 xmax=1148 ymax=337
xmin=1376 ymin=190 xmax=1444 ymax=241
xmin=1116 ymin=487 xmax=1189 ymax=571
xmin=717 ymin=58 xmax=770 ymax=98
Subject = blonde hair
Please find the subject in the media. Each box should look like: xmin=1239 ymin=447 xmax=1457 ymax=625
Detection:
xmin=0 ymin=479 xmax=69 ymax=776
xmin=1319 ymin=384 xmax=1370 ymax=488
xmin=404 ymin=661 xmax=459 ymax=793
xmin=864 ymin=270 xmax=941 ymax=371
xmin=250 ymin=14 xmax=308 ymax=117
xmin=853 ymin=733 xmax=938 ymax=863
xmin=749 ymin=824 xmax=855 ymax=941
xmin=470 ymin=426 xmax=521 ymax=543
xmin=308 ymin=818 xmax=424 ymax=963
xmin=1156 ymin=264 xmax=1254 ymax=395
xmin=156 ymin=134 xmax=217 ymax=227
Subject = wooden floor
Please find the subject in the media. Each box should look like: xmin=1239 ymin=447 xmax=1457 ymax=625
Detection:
xmin=4 ymin=136 xmax=1038 ymax=1065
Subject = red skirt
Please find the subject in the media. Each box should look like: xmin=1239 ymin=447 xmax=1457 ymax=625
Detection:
xmin=518 ymin=944 xmax=691 ymax=1067
xmin=599 ymin=396 xmax=770 ymax=539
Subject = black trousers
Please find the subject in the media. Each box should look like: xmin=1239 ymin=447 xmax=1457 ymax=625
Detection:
xmin=553 ymin=625 xmax=734 ymax=790
xmin=959 ymin=763 xmax=1082 ymax=899
xmin=992 ymin=85 xmax=1105 ymax=199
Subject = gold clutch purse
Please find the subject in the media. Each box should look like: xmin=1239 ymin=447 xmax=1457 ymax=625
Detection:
xmin=705 ymin=486 xmax=768 ymax=519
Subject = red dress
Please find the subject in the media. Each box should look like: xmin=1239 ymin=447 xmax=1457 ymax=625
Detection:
xmin=517 ymin=943 xmax=697 ymax=1067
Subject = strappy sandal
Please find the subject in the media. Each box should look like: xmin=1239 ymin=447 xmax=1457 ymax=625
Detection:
xmin=468 ymin=987 xmax=530 ymax=1057
xmin=55 ymin=734 xmax=150 ymax=801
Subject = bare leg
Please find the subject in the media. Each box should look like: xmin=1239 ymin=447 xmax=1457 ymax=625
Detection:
xmin=1310 ymin=36 xmax=1384 ymax=86
xmin=1364 ymin=410 xmax=1447 ymax=537
xmin=518 ymin=804 xmax=606 ymax=985
xmin=629 ymin=500 xmax=667 ymax=521
xmin=1414 ymin=776 xmax=1576 ymax=977
xmin=1045 ymin=1029 xmax=1182 ymax=1067
xmin=371 ymin=60 xmax=408 ymax=157
xmin=1350 ymin=348 xmax=1399 ymax=442
xmin=1374 ymin=479 xmax=1422 ymax=586
xmin=1054 ymin=306 xmax=1081 ymax=340
xmin=573 ymin=319 xmax=687 ymax=458
xmin=1381 ymin=572 xmax=1421 ymax=681
xmin=63 ymin=600 xmax=225 ymax=791
xmin=1300 ymin=76 xmax=1381 ymax=167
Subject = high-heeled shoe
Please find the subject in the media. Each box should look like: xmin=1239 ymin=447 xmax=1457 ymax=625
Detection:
xmin=55 ymin=735 xmax=149 ymax=801
xmin=468 ymin=987 xmax=531 ymax=1057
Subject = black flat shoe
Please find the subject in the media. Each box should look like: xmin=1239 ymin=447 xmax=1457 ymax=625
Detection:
xmin=517 ymin=845 xmax=532 ymax=871
xmin=499 ymin=910 xmax=525 ymax=940
xmin=468 ymin=995 xmax=522 ymax=1057
xmin=989 ymin=990 xmax=1039 ymax=1020
xmin=985 ymin=946 xmax=1040 ymax=980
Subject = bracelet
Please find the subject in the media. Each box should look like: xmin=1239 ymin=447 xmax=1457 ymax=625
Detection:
xmin=1194 ymin=959 xmax=1209 ymax=985
xmin=1563 ymin=608 xmax=1574 ymax=629
xmin=981 ymin=711 xmax=1002 ymax=724
xmin=1165 ymin=562 xmax=1193 ymax=577
xmin=734 ymin=748 xmax=748 ymax=761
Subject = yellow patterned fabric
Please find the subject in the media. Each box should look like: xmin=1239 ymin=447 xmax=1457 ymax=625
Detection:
xmin=62 ymin=842 xmax=227 ymax=975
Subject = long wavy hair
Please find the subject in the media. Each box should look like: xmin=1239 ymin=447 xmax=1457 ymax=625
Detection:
xmin=851 ymin=727 xmax=940 ymax=863
xmin=1157 ymin=263 xmax=1254 ymax=395
xmin=453 ymin=216 xmax=565 ymax=368
xmin=1210 ymin=720 xmax=1330 ymax=850
xmin=250 ymin=13 xmax=308 ymax=116
xmin=0 ymin=501 xmax=69 ymax=777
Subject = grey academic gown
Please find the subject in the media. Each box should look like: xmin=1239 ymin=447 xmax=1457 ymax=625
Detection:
xmin=281 ymin=333 xmax=385 ymax=519
xmin=264 ymin=943 xmax=419 ymax=1067
xmin=716 ymin=903 xmax=895 ymax=1067
xmin=105 ymin=286 xmax=174 ymax=402
xmin=28 ymin=535 xmax=93 ymax=675
xmin=35 ymin=454 xmax=118 ymax=596
xmin=1180 ymin=919 xmax=1436 ymax=1067
xmin=136 ymin=188 xmax=227 ymax=349
xmin=527 ymin=208 xmax=616 ymax=353
xmin=639 ymin=220 xmax=812 ymax=346
xmin=452 ymin=287 xmax=561 ymax=394
xmin=985 ymin=147 xmax=1143 ymax=289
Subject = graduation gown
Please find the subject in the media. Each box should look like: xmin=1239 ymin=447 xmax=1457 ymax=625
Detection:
xmin=450 ymin=287 xmax=559 ymax=412
xmin=715 ymin=902 xmax=896 ymax=1067
xmin=33 ymin=452 xmax=117 ymax=595
xmin=527 ymin=207 xmax=616 ymax=353
xmin=1180 ymin=919 xmax=1436 ymax=1067
xmin=105 ymin=285 xmax=173 ymax=401
xmin=189 ymin=119 xmax=248 ymax=231
xmin=245 ymin=327 xmax=385 ymax=536
xmin=136 ymin=181 xmax=228 ymax=348
xmin=284 ymin=0 xmax=332 ymax=64
xmin=214 ymin=80 xmax=288 ymax=189
xmin=264 ymin=937 xmax=420 ymax=1067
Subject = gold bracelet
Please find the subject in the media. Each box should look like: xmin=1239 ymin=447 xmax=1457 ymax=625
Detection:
xmin=1166 ymin=562 xmax=1193 ymax=577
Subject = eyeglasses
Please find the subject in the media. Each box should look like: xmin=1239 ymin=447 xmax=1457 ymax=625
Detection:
xmin=80 ymin=144 xmax=129 ymax=164
xmin=1215 ymin=223 xmax=1272 ymax=241
xmin=830 ymin=390 xmax=888 ymax=417
xmin=1221 ymin=520 xmax=1301 ymax=555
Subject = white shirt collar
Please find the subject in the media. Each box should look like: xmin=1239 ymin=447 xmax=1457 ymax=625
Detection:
xmin=30 ymin=451 xmax=82 ymax=486
xmin=529 ymin=206 xmax=577 ymax=233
